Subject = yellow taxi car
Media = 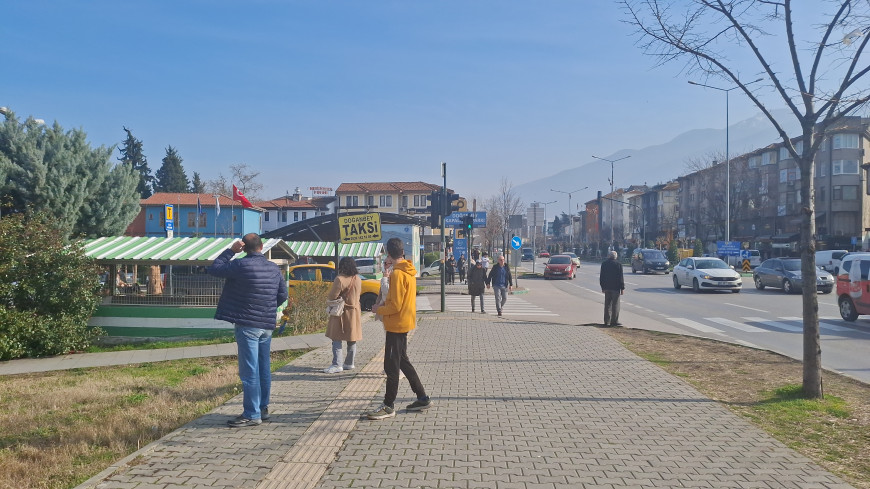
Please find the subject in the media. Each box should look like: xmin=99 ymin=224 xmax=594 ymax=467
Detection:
xmin=287 ymin=262 xmax=381 ymax=311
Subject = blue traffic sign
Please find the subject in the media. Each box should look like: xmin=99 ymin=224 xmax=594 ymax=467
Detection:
xmin=511 ymin=236 xmax=522 ymax=250
xmin=717 ymin=240 xmax=741 ymax=256
xmin=444 ymin=211 xmax=487 ymax=227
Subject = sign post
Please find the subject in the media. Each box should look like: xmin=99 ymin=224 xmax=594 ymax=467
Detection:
xmin=511 ymin=236 xmax=522 ymax=287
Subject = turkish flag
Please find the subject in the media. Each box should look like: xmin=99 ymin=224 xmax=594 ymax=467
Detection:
xmin=232 ymin=184 xmax=254 ymax=208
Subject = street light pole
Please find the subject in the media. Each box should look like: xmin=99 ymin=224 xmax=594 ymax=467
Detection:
xmin=688 ymin=78 xmax=762 ymax=243
xmin=591 ymin=155 xmax=631 ymax=249
xmin=550 ymin=188 xmax=587 ymax=252
xmin=531 ymin=200 xmax=556 ymax=274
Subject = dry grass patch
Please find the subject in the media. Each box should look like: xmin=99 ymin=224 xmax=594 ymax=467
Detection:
xmin=604 ymin=327 xmax=870 ymax=489
xmin=0 ymin=350 xmax=303 ymax=489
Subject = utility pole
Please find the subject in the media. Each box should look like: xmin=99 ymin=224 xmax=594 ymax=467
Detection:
xmin=440 ymin=162 xmax=446 ymax=313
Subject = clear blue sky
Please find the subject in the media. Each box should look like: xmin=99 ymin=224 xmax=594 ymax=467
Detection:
xmin=2 ymin=1 xmax=794 ymax=201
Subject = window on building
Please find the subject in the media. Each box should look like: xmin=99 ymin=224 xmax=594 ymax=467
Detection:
xmin=264 ymin=211 xmax=270 ymax=222
xmin=367 ymin=195 xmax=374 ymax=206
xmin=294 ymin=211 xmax=299 ymax=222
xmin=345 ymin=196 xmax=352 ymax=207
xmin=779 ymin=146 xmax=790 ymax=160
xmin=302 ymin=212 xmax=307 ymax=219
xmin=402 ymin=195 xmax=408 ymax=208
xmin=833 ymin=133 xmax=860 ymax=149
xmin=816 ymin=162 xmax=827 ymax=177
xmin=779 ymin=169 xmax=787 ymax=183
xmin=379 ymin=195 xmax=392 ymax=207
xmin=833 ymin=185 xmax=859 ymax=200
xmin=413 ymin=195 xmax=420 ymax=206
xmin=762 ymin=152 xmax=777 ymax=165
xmin=833 ymin=160 xmax=859 ymax=175
xmin=148 ymin=213 xmax=153 ymax=221
xmin=233 ymin=215 xmax=237 ymax=222
xmin=795 ymin=140 xmax=803 ymax=156
xmin=748 ymin=156 xmax=760 ymax=168
xmin=759 ymin=173 xmax=769 ymax=194
xmin=345 ymin=195 xmax=358 ymax=207
xmin=187 ymin=212 xmax=206 ymax=227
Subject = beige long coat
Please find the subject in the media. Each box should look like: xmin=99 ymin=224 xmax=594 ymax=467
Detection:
xmin=325 ymin=274 xmax=362 ymax=342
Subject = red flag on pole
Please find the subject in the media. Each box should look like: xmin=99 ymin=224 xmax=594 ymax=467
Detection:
xmin=232 ymin=185 xmax=254 ymax=208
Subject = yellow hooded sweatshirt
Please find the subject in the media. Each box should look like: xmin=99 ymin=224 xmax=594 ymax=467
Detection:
xmin=378 ymin=259 xmax=417 ymax=333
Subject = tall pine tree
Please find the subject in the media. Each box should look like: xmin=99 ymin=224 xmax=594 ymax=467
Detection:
xmin=190 ymin=172 xmax=206 ymax=193
xmin=0 ymin=109 xmax=140 ymax=238
xmin=118 ymin=127 xmax=152 ymax=198
xmin=153 ymin=145 xmax=189 ymax=193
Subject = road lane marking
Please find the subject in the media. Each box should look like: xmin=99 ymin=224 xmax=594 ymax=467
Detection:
xmin=667 ymin=317 xmax=725 ymax=334
xmin=743 ymin=317 xmax=802 ymax=332
xmin=779 ymin=317 xmax=851 ymax=332
xmin=724 ymin=302 xmax=768 ymax=313
xmin=707 ymin=317 xmax=770 ymax=333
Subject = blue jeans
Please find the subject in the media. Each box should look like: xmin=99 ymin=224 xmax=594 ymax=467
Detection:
xmin=331 ymin=340 xmax=357 ymax=368
xmin=235 ymin=325 xmax=272 ymax=420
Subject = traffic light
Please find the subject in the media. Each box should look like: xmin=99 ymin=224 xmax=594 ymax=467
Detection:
xmin=463 ymin=215 xmax=474 ymax=235
xmin=426 ymin=191 xmax=442 ymax=229
xmin=444 ymin=193 xmax=461 ymax=218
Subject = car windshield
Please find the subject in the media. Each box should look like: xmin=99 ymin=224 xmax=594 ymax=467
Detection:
xmin=643 ymin=251 xmax=665 ymax=260
xmin=549 ymin=256 xmax=571 ymax=264
xmin=694 ymin=259 xmax=729 ymax=269
xmin=565 ymin=253 xmax=577 ymax=258
xmin=783 ymin=260 xmax=802 ymax=271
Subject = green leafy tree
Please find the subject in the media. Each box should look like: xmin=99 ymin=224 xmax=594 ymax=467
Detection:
xmin=693 ymin=239 xmax=704 ymax=258
xmin=190 ymin=172 xmax=206 ymax=193
xmin=0 ymin=213 xmax=103 ymax=360
xmin=667 ymin=240 xmax=679 ymax=264
xmin=153 ymin=145 xmax=189 ymax=193
xmin=0 ymin=109 xmax=140 ymax=238
xmin=119 ymin=127 xmax=152 ymax=198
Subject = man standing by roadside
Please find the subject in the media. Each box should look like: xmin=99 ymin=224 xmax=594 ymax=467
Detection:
xmin=486 ymin=255 xmax=513 ymax=317
xmin=208 ymin=233 xmax=287 ymax=427
xmin=368 ymin=238 xmax=431 ymax=420
xmin=599 ymin=250 xmax=624 ymax=327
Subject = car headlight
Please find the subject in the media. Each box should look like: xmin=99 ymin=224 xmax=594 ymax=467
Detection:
xmin=665 ymin=261 xmax=670 ymax=266
xmin=701 ymin=274 xmax=713 ymax=280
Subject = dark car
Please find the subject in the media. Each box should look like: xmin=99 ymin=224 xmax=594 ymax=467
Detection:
xmin=631 ymin=248 xmax=670 ymax=274
xmin=521 ymin=248 xmax=534 ymax=261
xmin=752 ymin=258 xmax=834 ymax=294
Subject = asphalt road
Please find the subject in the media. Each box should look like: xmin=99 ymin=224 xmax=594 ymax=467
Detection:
xmin=520 ymin=257 xmax=870 ymax=384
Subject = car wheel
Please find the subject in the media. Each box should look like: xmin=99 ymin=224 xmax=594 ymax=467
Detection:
xmin=360 ymin=293 xmax=377 ymax=312
xmin=673 ymin=275 xmax=681 ymax=289
xmin=692 ymin=278 xmax=700 ymax=292
xmin=754 ymin=276 xmax=765 ymax=290
xmin=421 ymin=272 xmax=429 ymax=277
xmin=783 ymin=279 xmax=794 ymax=294
xmin=839 ymin=296 xmax=859 ymax=321
xmin=834 ymin=267 xmax=840 ymax=276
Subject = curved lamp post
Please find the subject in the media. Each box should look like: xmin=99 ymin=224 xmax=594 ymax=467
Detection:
xmin=550 ymin=187 xmax=587 ymax=251
xmin=591 ymin=154 xmax=631 ymax=248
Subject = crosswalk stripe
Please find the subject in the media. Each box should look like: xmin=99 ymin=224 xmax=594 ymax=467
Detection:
xmin=780 ymin=317 xmax=851 ymax=332
xmin=743 ymin=317 xmax=803 ymax=332
xmin=707 ymin=317 xmax=771 ymax=333
xmin=667 ymin=317 xmax=724 ymax=334
xmin=416 ymin=295 xmax=556 ymax=315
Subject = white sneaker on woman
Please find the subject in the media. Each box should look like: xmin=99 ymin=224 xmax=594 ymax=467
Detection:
xmin=323 ymin=365 xmax=343 ymax=373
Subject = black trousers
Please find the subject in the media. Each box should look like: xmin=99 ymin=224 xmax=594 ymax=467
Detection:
xmin=384 ymin=331 xmax=427 ymax=408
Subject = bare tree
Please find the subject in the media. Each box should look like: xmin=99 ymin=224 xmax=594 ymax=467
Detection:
xmin=205 ymin=163 xmax=264 ymax=200
xmin=483 ymin=178 xmax=525 ymax=255
xmin=622 ymin=0 xmax=870 ymax=398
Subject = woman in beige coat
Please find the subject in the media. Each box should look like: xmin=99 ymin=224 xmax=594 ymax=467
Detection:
xmin=323 ymin=257 xmax=362 ymax=373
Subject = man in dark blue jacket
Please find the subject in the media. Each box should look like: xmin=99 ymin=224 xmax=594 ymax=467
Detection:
xmin=208 ymin=233 xmax=287 ymax=427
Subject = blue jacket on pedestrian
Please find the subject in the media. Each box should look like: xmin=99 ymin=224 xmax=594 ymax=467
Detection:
xmin=208 ymin=248 xmax=288 ymax=330
xmin=486 ymin=263 xmax=512 ymax=288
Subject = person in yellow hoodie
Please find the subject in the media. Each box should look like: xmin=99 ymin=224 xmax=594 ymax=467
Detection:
xmin=367 ymin=237 xmax=432 ymax=420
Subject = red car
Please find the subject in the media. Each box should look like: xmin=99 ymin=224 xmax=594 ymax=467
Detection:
xmin=543 ymin=254 xmax=576 ymax=280
xmin=539 ymin=251 xmax=550 ymax=258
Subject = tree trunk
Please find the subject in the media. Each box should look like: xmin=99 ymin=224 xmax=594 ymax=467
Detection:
xmin=799 ymin=146 xmax=823 ymax=399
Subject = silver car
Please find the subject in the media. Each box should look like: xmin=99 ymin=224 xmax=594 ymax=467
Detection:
xmin=672 ymin=257 xmax=743 ymax=293
xmin=753 ymin=258 xmax=834 ymax=294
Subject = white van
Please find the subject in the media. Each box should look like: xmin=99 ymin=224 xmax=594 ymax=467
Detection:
xmin=816 ymin=249 xmax=849 ymax=275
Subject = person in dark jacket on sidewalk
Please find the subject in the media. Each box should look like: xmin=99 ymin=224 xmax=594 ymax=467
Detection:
xmin=599 ymin=250 xmax=625 ymax=327
xmin=208 ymin=233 xmax=288 ymax=427
xmin=486 ymin=255 xmax=513 ymax=317
xmin=467 ymin=259 xmax=487 ymax=313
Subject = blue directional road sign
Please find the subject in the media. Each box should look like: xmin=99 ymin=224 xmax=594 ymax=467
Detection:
xmin=717 ymin=240 xmax=741 ymax=256
xmin=511 ymin=236 xmax=522 ymax=250
xmin=453 ymin=238 xmax=467 ymax=261
xmin=444 ymin=211 xmax=487 ymax=227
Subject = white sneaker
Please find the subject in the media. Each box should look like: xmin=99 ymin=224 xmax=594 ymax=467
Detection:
xmin=323 ymin=365 xmax=343 ymax=373
xmin=342 ymin=364 xmax=355 ymax=370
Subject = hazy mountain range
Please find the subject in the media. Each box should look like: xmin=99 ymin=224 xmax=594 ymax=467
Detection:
xmin=515 ymin=109 xmax=800 ymax=214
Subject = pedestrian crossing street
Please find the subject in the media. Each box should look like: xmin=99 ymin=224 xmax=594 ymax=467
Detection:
xmin=665 ymin=316 xmax=867 ymax=336
xmin=416 ymin=295 xmax=557 ymax=316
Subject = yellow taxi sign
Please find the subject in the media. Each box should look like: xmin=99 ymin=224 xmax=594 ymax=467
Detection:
xmin=338 ymin=213 xmax=382 ymax=244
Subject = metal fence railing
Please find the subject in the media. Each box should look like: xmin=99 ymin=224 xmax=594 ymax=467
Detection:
xmin=100 ymin=265 xmax=225 ymax=306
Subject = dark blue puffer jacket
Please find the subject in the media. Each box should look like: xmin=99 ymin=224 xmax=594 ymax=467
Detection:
xmin=208 ymin=249 xmax=288 ymax=330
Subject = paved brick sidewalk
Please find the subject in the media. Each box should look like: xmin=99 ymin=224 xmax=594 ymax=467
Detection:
xmin=76 ymin=313 xmax=853 ymax=489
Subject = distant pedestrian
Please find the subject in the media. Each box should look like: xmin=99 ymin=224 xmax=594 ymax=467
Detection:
xmin=599 ymin=250 xmax=625 ymax=327
xmin=486 ymin=255 xmax=513 ymax=317
xmin=457 ymin=254 xmax=466 ymax=284
xmin=445 ymin=255 xmax=456 ymax=284
xmin=468 ymin=259 xmax=487 ymax=313
xmin=368 ymin=238 xmax=431 ymax=420
xmin=480 ymin=252 xmax=490 ymax=273
xmin=323 ymin=257 xmax=362 ymax=373
xmin=208 ymin=234 xmax=287 ymax=427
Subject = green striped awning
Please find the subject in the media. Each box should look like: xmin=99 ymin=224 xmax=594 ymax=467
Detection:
xmin=82 ymin=237 xmax=295 ymax=264
xmin=287 ymin=241 xmax=383 ymax=258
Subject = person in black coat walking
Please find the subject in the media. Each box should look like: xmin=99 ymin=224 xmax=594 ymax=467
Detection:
xmin=599 ymin=250 xmax=625 ymax=326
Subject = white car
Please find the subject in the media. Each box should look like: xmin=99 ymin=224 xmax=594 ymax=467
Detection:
xmin=420 ymin=262 xmax=442 ymax=277
xmin=672 ymin=257 xmax=742 ymax=293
